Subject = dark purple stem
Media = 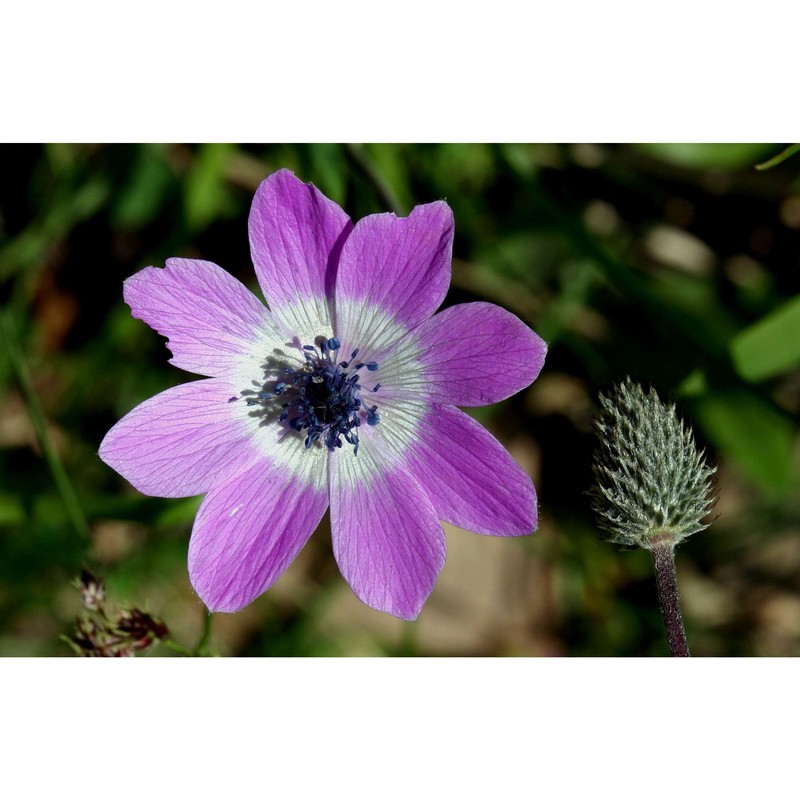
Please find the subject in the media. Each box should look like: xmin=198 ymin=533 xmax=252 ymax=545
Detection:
xmin=651 ymin=543 xmax=690 ymax=657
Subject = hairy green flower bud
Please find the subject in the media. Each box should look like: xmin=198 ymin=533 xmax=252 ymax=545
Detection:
xmin=590 ymin=378 xmax=716 ymax=550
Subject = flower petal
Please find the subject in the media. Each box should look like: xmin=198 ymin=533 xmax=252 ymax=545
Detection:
xmin=188 ymin=456 xmax=328 ymax=613
xmin=248 ymin=169 xmax=352 ymax=343
xmin=334 ymin=202 xmax=454 ymax=355
xmin=123 ymin=258 xmax=284 ymax=380
xmin=329 ymin=439 xmax=446 ymax=620
xmin=99 ymin=379 xmax=263 ymax=498
xmin=377 ymin=302 xmax=547 ymax=406
xmin=402 ymin=403 xmax=538 ymax=535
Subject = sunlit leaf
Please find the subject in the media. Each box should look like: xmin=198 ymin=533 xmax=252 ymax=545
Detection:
xmin=635 ymin=143 xmax=775 ymax=170
xmin=691 ymin=389 xmax=796 ymax=495
xmin=730 ymin=295 xmax=800 ymax=381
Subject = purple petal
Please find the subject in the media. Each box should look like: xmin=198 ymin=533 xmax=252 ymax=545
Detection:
xmin=330 ymin=447 xmax=446 ymax=620
xmin=188 ymin=458 xmax=328 ymax=613
xmin=381 ymin=302 xmax=547 ymax=406
xmin=123 ymin=258 xmax=282 ymax=379
xmin=334 ymin=202 xmax=454 ymax=354
xmin=402 ymin=404 xmax=538 ymax=535
xmin=99 ymin=379 xmax=262 ymax=498
xmin=248 ymin=169 xmax=352 ymax=342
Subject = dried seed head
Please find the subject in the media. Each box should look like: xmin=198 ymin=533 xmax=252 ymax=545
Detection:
xmin=589 ymin=378 xmax=716 ymax=550
xmin=75 ymin=569 xmax=106 ymax=611
xmin=65 ymin=570 xmax=169 ymax=657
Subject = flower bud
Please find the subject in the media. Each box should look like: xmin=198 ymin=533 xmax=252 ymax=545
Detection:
xmin=590 ymin=378 xmax=716 ymax=550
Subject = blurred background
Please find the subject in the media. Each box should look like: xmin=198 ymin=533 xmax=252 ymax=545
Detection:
xmin=1 ymin=143 xmax=799 ymax=656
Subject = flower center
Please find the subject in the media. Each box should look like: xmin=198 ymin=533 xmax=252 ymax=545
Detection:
xmin=249 ymin=337 xmax=380 ymax=455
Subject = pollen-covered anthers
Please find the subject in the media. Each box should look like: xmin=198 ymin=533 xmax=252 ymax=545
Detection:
xmin=257 ymin=336 xmax=380 ymax=454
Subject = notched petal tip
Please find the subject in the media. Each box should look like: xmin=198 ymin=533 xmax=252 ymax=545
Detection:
xmin=387 ymin=198 xmax=454 ymax=223
xmin=364 ymin=200 xmax=454 ymax=235
xmin=251 ymin=167 xmax=306 ymax=202
xmin=120 ymin=258 xmax=278 ymax=379
xmin=334 ymin=198 xmax=455 ymax=337
xmin=416 ymin=198 xmax=454 ymax=222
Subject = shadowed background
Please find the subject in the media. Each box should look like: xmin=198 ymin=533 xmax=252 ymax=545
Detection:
xmin=1 ymin=143 xmax=799 ymax=656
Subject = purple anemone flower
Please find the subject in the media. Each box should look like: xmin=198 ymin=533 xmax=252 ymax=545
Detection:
xmin=100 ymin=169 xmax=547 ymax=620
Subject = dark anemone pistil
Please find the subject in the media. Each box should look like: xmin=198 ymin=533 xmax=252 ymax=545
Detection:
xmin=249 ymin=337 xmax=380 ymax=455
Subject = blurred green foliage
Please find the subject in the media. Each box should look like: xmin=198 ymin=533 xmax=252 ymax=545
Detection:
xmin=731 ymin=295 xmax=800 ymax=381
xmin=1 ymin=143 xmax=800 ymax=656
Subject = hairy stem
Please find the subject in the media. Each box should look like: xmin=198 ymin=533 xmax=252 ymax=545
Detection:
xmin=651 ymin=543 xmax=690 ymax=657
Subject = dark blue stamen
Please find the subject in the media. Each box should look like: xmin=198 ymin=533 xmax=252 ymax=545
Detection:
xmin=247 ymin=389 xmax=273 ymax=405
xmin=252 ymin=336 xmax=381 ymax=455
